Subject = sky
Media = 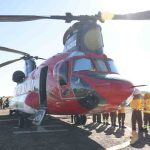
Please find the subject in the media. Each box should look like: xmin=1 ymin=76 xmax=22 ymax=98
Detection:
xmin=0 ymin=0 xmax=150 ymax=96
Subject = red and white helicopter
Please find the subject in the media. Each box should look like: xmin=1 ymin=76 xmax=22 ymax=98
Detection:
xmin=0 ymin=11 xmax=149 ymax=127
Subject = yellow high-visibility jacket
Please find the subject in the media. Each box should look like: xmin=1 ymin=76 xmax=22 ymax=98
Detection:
xmin=118 ymin=106 xmax=125 ymax=113
xmin=130 ymin=98 xmax=143 ymax=110
xmin=143 ymin=98 xmax=150 ymax=114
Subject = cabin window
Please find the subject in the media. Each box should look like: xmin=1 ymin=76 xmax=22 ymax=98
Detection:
xmin=59 ymin=61 xmax=69 ymax=86
xmin=95 ymin=59 xmax=108 ymax=72
xmin=73 ymin=58 xmax=93 ymax=72
xmin=107 ymin=60 xmax=118 ymax=73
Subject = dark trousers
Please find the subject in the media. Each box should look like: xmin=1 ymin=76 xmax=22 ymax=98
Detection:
xmin=110 ymin=112 xmax=117 ymax=126
xmin=93 ymin=114 xmax=101 ymax=123
xmin=131 ymin=110 xmax=142 ymax=131
xmin=103 ymin=113 xmax=109 ymax=122
xmin=144 ymin=113 xmax=150 ymax=128
xmin=118 ymin=113 xmax=125 ymax=127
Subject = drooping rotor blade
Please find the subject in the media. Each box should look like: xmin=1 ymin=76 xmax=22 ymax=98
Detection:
xmin=100 ymin=10 xmax=150 ymax=21
xmin=132 ymin=85 xmax=148 ymax=88
xmin=0 ymin=46 xmax=29 ymax=56
xmin=0 ymin=57 xmax=23 ymax=68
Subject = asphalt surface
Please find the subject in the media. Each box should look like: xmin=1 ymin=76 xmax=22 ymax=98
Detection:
xmin=0 ymin=108 xmax=149 ymax=150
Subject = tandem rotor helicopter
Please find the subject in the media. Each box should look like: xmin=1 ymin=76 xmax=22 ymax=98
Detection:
xmin=0 ymin=10 xmax=149 ymax=127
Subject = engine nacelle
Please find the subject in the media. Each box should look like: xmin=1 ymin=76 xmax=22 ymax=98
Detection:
xmin=12 ymin=70 xmax=25 ymax=83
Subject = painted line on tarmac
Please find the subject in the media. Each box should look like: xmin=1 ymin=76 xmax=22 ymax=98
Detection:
xmin=0 ymin=119 xmax=18 ymax=122
xmin=13 ymin=129 xmax=68 ymax=134
xmin=106 ymin=141 xmax=130 ymax=150
xmin=13 ymin=126 xmax=68 ymax=134
xmin=106 ymin=126 xmax=132 ymax=150
xmin=13 ymin=124 xmax=63 ymax=129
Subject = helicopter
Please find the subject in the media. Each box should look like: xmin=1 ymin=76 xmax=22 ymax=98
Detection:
xmin=0 ymin=10 xmax=149 ymax=127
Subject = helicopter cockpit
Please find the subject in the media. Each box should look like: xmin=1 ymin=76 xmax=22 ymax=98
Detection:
xmin=73 ymin=57 xmax=118 ymax=74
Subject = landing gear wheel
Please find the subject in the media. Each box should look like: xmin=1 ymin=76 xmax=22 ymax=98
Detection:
xmin=74 ymin=115 xmax=87 ymax=125
xmin=80 ymin=115 xmax=87 ymax=125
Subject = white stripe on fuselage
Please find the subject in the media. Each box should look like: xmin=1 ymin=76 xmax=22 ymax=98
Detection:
xmin=9 ymin=94 xmax=37 ymax=114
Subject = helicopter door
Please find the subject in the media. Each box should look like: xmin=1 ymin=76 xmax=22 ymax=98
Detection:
xmin=57 ymin=61 xmax=74 ymax=99
xmin=39 ymin=66 xmax=48 ymax=107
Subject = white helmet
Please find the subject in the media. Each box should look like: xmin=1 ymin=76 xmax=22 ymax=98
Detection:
xmin=133 ymin=88 xmax=141 ymax=95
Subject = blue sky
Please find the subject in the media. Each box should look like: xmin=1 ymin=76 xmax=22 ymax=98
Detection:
xmin=0 ymin=0 xmax=150 ymax=96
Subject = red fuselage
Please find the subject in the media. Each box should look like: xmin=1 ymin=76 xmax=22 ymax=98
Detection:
xmin=10 ymin=51 xmax=134 ymax=115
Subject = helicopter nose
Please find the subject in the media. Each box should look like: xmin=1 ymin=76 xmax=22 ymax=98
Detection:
xmin=92 ymin=76 xmax=134 ymax=105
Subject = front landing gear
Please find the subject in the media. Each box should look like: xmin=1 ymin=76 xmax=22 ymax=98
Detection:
xmin=72 ymin=115 xmax=87 ymax=125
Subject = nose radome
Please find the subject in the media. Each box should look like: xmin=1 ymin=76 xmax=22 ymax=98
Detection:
xmin=94 ymin=79 xmax=134 ymax=105
xmin=79 ymin=72 xmax=134 ymax=106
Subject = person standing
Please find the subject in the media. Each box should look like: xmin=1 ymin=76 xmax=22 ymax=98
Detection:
xmin=0 ymin=97 xmax=3 ymax=109
xmin=143 ymin=93 xmax=150 ymax=133
xmin=130 ymin=89 xmax=144 ymax=144
xmin=102 ymin=112 xmax=110 ymax=125
xmin=110 ymin=110 xmax=118 ymax=127
xmin=92 ymin=113 xmax=102 ymax=124
xmin=118 ymin=103 xmax=126 ymax=128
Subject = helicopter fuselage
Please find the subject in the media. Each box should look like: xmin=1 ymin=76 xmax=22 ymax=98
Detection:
xmin=9 ymin=50 xmax=134 ymax=115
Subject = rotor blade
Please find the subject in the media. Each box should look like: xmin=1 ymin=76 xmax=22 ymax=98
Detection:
xmin=132 ymin=85 xmax=148 ymax=88
xmin=0 ymin=15 xmax=51 ymax=22
xmin=0 ymin=58 xmax=23 ymax=68
xmin=0 ymin=14 xmax=74 ymax=22
xmin=0 ymin=46 xmax=29 ymax=56
xmin=113 ymin=10 xmax=150 ymax=20
xmin=100 ymin=10 xmax=150 ymax=21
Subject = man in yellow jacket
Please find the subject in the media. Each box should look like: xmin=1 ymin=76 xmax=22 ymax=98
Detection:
xmin=118 ymin=102 xmax=126 ymax=128
xmin=130 ymin=89 xmax=144 ymax=144
xmin=143 ymin=93 xmax=150 ymax=133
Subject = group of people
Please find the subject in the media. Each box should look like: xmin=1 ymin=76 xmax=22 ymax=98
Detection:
xmin=130 ymin=89 xmax=150 ymax=144
xmin=92 ymin=105 xmax=126 ymax=129
xmin=92 ymin=89 xmax=150 ymax=144
xmin=0 ymin=97 xmax=9 ymax=109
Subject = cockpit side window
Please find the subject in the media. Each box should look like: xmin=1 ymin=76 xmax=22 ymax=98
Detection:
xmin=53 ymin=61 xmax=69 ymax=86
xmin=73 ymin=58 xmax=94 ymax=72
xmin=95 ymin=59 xmax=108 ymax=72
xmin=59 ymin=61 xmax=69 ymax=86
xmin=107 ymin=60 xmax=118 ymax=74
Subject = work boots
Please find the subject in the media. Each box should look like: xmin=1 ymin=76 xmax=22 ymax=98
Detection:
xmin=130 ymin=130 xmax=139 ymax=144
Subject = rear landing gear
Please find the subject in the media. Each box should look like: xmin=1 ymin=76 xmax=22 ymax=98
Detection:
xmin=72 ymin=115 xmax=87 ymax=125
xmin=18 ymin=115 xmax=32 ymax=128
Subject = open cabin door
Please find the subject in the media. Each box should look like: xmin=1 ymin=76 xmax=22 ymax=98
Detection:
xmin=39 ymin=66 xmax=48 ymax=107
xmin=32 ymin=66 xmax=48 ymax=126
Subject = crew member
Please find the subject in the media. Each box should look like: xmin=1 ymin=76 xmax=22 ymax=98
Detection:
xmin=102 ymin=112 xmax=110 ymax=125
xmin=0 ymin=97 xmax=3 ymax=109
xmin=92 ymin=113 xmax=102 ymax=123
xmin=118 ymin=102 xmax=126 ymax=128
xmin=130 ymin=89 xmax=144 ymax=144
xmin=143 ymin=93 xmax=150 ymax=133
xmin=110 ymin=110 xmax=118 ymax=127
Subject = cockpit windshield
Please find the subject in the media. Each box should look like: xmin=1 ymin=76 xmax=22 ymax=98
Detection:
xmin=73 ymin=57 xmax=118 ymax=74
xmin=73 ymin=58 xmax=94 ymax=71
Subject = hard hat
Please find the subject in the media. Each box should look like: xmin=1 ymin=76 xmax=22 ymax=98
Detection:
xmin=133 ymin=89 xmax=141 ymax=95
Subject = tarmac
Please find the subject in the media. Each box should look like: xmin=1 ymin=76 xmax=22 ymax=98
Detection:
xmin=0 ymin=108 xmax=149 ymax=150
